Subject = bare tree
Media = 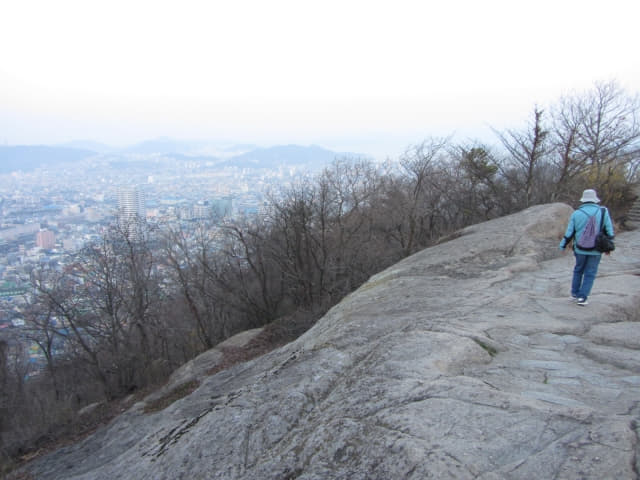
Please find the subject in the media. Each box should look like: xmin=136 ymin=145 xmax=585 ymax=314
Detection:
xmin=215 ymin=219 xmax=286 ymax=327
xmin=447 ymin=144 xmax=503 ymax=223
xmin=263 ymin=183 xmax=320 ymax=309
xmin=161 ymin=223 xmax=230 ymax=350
xmin=551 ymin=81 xmax=640 ymax=207
xmin=0 ymin=338 xmax=8 ymax=399
xmin=21 ymin=300 xmax=67 ymax=400
xmin=575 ymin=81 xmax=640 ymax=180
xmin=493 ymin=107 xmax=551 ymax=208
xmin=317 ymin=159 xmax=387 ymax=296
xmin=0 ymin=338 xmax=10 ymax=438
xmin=27 ymin=219 xmax=166 ymax=398
xmin=380 ymin=137 xmax=450 ymax=256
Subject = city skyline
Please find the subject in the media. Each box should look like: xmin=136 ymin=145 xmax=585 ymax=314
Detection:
xmin=2 ymin=1 xmax=639 ymax=160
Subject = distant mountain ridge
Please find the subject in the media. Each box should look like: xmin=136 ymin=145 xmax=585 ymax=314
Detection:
xmin=0 ymin=145 xmax=96 ymax=174
xmin=219 ymin=144 xmax=357 ymax=170
xmin=0 ymin=141 xmax=361 ymax=174
xmin=119 ymin=137 xmax=209 ymax=156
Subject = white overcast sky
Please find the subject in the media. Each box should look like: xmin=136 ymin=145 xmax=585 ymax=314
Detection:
xmin=1 ymin=0 xmax=639 ymax=158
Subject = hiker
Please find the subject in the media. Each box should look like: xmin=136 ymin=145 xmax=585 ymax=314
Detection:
xmin=558 ymin=189 xmax=615 ymax=305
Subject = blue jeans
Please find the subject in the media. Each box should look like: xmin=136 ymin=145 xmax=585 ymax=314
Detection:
xmin=571 ymin=253 xmax=601 ymax=300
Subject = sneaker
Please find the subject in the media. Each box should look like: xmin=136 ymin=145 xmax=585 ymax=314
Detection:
xmin=576 ymin=298 xmax=588 ymax=306
xmin=570 ymin=295 xmax=579 ymax=302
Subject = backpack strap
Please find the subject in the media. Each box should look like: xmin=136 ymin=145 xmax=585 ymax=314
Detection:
xmin=599 ymin=207 xmax=610 ymax=235
xmin=576 ymin=206 xmax=598 ymax=219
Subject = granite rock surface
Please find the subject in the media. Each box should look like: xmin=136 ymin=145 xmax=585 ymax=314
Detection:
xmin=21 ymin=203 xmax=640 ymax=480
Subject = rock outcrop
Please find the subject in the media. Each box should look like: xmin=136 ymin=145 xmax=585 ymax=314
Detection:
xmin=20 ymin=203 xmax=640 ymax=479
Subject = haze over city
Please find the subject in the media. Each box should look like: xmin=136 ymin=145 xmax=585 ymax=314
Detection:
xmin=4 ymin=2 xmax=640 ymax=476
xmin=2 ymin=0 xmax=639 ymax=159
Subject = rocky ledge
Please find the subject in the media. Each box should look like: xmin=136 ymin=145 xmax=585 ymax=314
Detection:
xmin=19 ymin=203 xmax=640 ymax=479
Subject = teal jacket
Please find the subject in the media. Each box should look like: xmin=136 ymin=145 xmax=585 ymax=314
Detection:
xmin=559 ymin=202 xmax=615 ymax=255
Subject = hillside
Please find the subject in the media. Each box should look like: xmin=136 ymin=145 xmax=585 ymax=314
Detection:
xmin=0 ymin=142 xmax=353 ymax=173
xmin=0 ymin=146 xmax=96 ymax=173
xmin=218 ymin=144 xmax=357 ymax=170
xmin=16 ymin=203 xmax=640 ymax=480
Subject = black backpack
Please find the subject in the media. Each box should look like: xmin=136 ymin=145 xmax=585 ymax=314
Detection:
xmin=594 ymin=208 xmax=615 ymax=253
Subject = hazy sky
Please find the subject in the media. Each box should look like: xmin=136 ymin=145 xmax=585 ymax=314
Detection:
xmin=1 ymin=0 xmax=639 ymax=158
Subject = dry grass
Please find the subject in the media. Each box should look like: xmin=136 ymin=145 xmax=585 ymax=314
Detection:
xmin=1 ymin=385 xmax=155 ymax=478
xmin=143 ymin=379 xmax=201 ymax=414
xmin=206 ymin=316 xmax=311 ymax=377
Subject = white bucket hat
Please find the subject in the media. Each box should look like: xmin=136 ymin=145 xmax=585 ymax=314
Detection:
xmin=580 ymin=189 xmax=600 ymax=203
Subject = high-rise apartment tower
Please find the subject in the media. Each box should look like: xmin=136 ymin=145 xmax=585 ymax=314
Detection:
xmin=117 ymin=186 xmax=146 ymax=233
